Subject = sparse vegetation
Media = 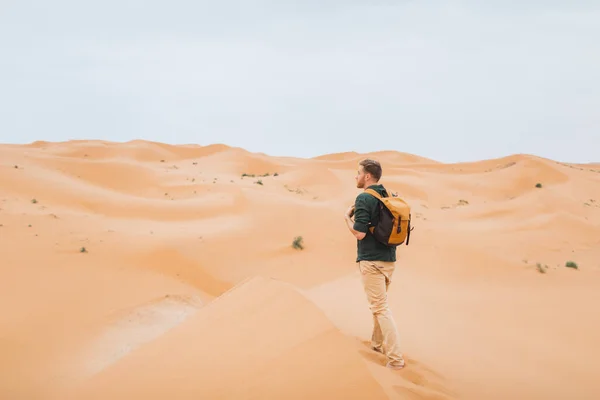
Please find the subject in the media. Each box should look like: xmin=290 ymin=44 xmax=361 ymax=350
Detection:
xmin=292 ymin=236 xmax=304 ymax=250
xmin=284 ymin=184 xmax=305 ymax=195
xmin=565 ymin=261 xmax=578 ymax=269
xmin=535 ymin=183 xmax=542 ymax=188
xmin=80 ymin=247 xmax=87 ymax=253
xmin=457 ymin=199 xmax=469 ymax=206
xmin=536 ymin=263 xmax=547 ymax=274
xmin=585 ymin=199 xmax=598 ymax=208
xmin=255 ymin=179 xmax=263 ymax=185
xmin=31 ymin=199 xmax=37 ymax=204
xmin=242 ymin=172 xmax=275 ymax=178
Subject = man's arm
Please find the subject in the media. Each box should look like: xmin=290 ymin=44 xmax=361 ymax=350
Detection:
xmin=345 ymin=214 xmax=366 ymax=240
xmin=345 ymin=195 xmax=369 ymax=240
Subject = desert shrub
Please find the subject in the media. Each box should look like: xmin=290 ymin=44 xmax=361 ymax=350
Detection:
xmin=292 ymin=236 xmax=304 ymax=250
xmin=565 ymin=261 xmax=578 ymax=269
xmin=536 ymin=263 xmax=547 ymax=273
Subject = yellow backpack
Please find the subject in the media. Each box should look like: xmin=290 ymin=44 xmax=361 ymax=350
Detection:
xmin=365 ymin=188 xmax=414 ymax=246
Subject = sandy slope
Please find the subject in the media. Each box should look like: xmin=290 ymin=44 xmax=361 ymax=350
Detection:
xmin=1 ymin=140 xmax=600 ymax=400
xmin=60 ymin=276 xmax=394 ymax=400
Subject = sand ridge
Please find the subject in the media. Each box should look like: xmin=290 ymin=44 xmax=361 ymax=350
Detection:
xmin=1 ymin=140 xmax=600 ymax=399
xmin=61 ymin=276 xmax=398 ymax=399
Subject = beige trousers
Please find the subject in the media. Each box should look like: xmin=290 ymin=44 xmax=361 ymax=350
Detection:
xmin=358 ymin=260 xmax=404 ymax=365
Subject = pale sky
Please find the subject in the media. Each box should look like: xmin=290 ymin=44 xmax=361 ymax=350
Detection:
xmin=1 ymin=1 xmax=598 ymax=163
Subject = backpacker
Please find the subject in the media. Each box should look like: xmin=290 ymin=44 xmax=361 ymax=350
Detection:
xmin=365 ymin=188 xmax=414 ymax=246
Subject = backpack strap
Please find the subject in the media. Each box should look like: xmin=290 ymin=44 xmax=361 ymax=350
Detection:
xmin=365 ymin=188 xmax=392 ymax=199
xmin=364 ymin=188 xmax=382 ymax=200
xmin=363 ymin=189 xmax=381 ymax=234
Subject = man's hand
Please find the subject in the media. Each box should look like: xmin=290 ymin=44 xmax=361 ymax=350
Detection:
xmin=345 ymin=205 xmax=355 ymax=219
xmin=344 ymin=204 xmax=365 ymax=240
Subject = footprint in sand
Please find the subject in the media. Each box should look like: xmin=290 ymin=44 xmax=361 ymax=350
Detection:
xmin=357 ymin=339 xmax=457 ymax=399
xmin=397 ymin=357 xmax=456 ymax=396
xmin=394 ymin=384 xmax=455 ymax=400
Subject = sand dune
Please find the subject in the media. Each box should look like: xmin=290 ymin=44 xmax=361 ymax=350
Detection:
xmin=312 ymin=149 xmax=438 ymax=165
xmin=24 ymin=139 xmax=236 ymax=162
xmin=61 ymin=276 xmax=401 ymax=400
xmin=1 ymin=140 xmax=600 ymax=400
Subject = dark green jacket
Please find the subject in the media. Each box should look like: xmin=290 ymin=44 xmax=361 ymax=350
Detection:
xmin=353 ymin=184 xmax=396 ymax=262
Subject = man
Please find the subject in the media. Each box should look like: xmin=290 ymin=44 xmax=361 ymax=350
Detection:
xmin=344 ymin=158 xmax=405 ymax=370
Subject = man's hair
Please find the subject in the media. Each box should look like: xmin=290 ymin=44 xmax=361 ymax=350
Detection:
xmin=359 ymin=159 xmax=382 ymax=181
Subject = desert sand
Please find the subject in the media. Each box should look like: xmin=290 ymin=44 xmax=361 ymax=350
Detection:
xmin=1 ymin=140 xmax=599 ymax=399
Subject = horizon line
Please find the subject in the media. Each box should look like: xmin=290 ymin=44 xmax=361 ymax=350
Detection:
xmin=1 ymin=138 xmax=598 ymax=166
